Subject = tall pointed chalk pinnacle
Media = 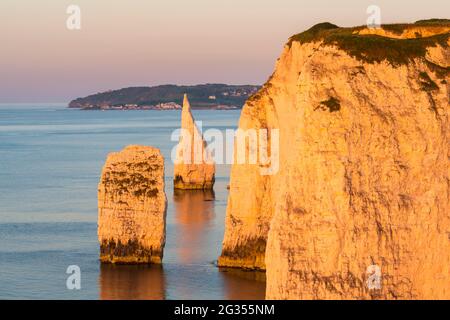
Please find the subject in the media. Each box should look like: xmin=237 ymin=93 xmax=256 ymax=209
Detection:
xmin=174 ymin=94 xmax=215 ymax=190
xmin=183 ymin=93 xmax=191 ymax=112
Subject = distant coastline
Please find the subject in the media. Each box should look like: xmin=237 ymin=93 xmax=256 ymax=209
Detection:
xmin=68 ymin=84 xmax=260 ymax=110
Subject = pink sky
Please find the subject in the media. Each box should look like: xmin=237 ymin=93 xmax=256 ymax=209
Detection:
xmin=0 ymin=0 xmax=447 ymax=102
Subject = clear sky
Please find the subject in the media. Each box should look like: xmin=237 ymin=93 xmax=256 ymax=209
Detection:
xmin=0 ymin=0 xmax=448 ymax=102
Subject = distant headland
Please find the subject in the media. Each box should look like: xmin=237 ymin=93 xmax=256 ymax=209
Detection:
xmin=68 ymin=84 xmax=261 ymax=110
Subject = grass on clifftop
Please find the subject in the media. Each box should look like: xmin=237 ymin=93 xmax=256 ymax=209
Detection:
xmin=414 ymin=18 xmax=450 ymax=25
xmin=288 ymin=20 xmax=450 ymax=66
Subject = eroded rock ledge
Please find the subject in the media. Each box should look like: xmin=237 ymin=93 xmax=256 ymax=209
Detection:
xmin=219 ymin=20 xmax=450 ymax=299
xmin=98 ymin=145 xmax=167 ymax=264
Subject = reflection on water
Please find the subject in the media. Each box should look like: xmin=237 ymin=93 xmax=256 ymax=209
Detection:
xmin=219 ymin=268 xmax=266 ymax=300
xmin=173 ymin=189 xmax=215 ymax=264
xmin=98 ymin=187 xmax=266 ymax=300
xmin=0 ymin=106 xmax=267 ymax=299
xmin=99 ymin=264 xmax=166 ymax=300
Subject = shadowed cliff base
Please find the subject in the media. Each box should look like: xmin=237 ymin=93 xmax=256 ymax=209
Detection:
xmin=100 ymin=239 xmax=163 ymax=264
xmin=174 ymin=174 xmax=215 ymax=190
xmin=218 ymin=237 xmax=266 ymax=271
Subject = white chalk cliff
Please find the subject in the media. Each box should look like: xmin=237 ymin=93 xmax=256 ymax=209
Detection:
xmin=219 ymin=21 xmax=450 ymax=299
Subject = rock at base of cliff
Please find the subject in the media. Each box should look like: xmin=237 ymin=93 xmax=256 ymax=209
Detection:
xmin=98 ymin=145 xmax=167 ymax=264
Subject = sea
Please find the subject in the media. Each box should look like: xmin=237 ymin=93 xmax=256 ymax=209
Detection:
xmin=0 ymin=103 xmax=265 ymax=300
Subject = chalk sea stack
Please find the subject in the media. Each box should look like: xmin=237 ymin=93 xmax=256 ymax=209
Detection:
xmin=220 ymin=21 xmax=450 ymax=299
xmin=174 ymin=94 xmax=215 ymax=190
xmin=98 ymin=145 xmax=167 ymax=264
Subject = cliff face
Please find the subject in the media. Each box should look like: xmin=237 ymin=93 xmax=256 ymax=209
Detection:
xmin=220 ymin=21 xmax=450 ymax=299
xmin=218 ymin=156 xmax=271 ymax=270
xmin=174 ymin=94 xmax=215 ymax=189
xmin=98 ymin=145 xmax=167 ymax=264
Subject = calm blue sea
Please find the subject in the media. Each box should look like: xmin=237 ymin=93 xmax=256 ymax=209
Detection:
xmin=0 ymin=104 xmax=265 ymax=300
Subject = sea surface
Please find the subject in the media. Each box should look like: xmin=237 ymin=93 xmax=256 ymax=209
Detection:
xmin=0 ymin=104 xmax=265 ymax=300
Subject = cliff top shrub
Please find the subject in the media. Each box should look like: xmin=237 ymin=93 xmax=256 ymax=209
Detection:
xmin=419 ymin=72 xmax=439 ymax=91
xmin=288 ymin=21 xmax=450 ymax=66
xmin=414 ymin=19 xmax=450 ymax=25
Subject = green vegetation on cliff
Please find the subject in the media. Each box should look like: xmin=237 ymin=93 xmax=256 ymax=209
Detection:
xmin=288 ymin=20 xmax=450 ymax=66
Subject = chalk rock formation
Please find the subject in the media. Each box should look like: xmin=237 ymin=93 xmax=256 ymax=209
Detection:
xmin=220 ymin=21 xmax=450 ymax=299
xmin=174 ymin=94 xmax=215 ymax=189
xmin=98 ymin=145 xmax=167 ymax=264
